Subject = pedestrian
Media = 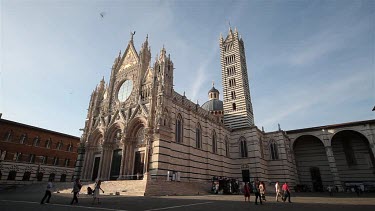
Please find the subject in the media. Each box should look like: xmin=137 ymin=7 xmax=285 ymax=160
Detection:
xmin=40 ymin=179 xmax=53 ymax=204
xmin=243 ymin=182 xmax=251 ymax=202
xmin=275 ymin=181 xmax=281 ymax=202
xmin=259 ymin=181 xmax=266 ymax=201
xmin=327 ymin=185 xmax=333 ymax=196
xmin=253 ymin=180 xmax=262 ymax=205
xmin=70 ymin=178 xmax=82 ymax=205
xmin=282 ymin=182 xmax=291 ymax=203
xmin=92 ymin=180 xmax=104 ymax=204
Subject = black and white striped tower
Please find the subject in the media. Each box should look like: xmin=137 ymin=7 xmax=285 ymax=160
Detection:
xmin=220 ymin=27 xmax=254 ymax=129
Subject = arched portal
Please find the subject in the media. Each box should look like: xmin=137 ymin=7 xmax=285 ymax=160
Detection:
xmin=294 ymin=135 xmax=332 ymax=191
xmin=331 ymin=130 xmax=375 ymax=185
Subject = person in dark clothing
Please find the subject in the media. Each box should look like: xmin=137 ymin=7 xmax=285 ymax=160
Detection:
xmin=40 ymin=180 xmax=53 ymax=204
xmin=253 ymin=180 xmax=262 ymax=205
xmin=70 ymin=178 xmax=82 ymax=205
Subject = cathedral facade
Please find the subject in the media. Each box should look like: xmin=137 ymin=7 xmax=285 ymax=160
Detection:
xmin=80 ymin=29 xmax=375 ymax=193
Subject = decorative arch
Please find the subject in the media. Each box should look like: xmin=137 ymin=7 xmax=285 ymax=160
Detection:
xmin=105 ymin=123 xmax=124 ymax=144
xmin=292 ymin=134 xmax=324 ymax=149
xmin=126 ymin=116 xmax=148 ymax=139
xmin=330 ymin=130 xmax=375 ymax=182
xmin=88 ymin=129 xmax=104 ymax=147
xmin=239 ymin=136 xmax=248 ymax=158
xmin=293 ymin=135 xmax=332 ymax=191
xmin=175 ymin=113 xmax=183 ymax=143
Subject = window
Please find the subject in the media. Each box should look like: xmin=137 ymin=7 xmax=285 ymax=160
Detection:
xmin=196 ymin=123 xmax=202 ymax=149
xmin=29 ymin=154 xmax=35 ymax=163
xmin=45 ymin=139 xmax=51 ymax=148
xmin=33 ymin=137 xmax=40 ymax=147
xmin=14 ymin=152 xmax=22 ymax=162
xmin=175 ymin=114 xmax=183 ymax=143
xmin=19 ymin=134 xmax=27 ymax=144
xmin=4 ymin=130 xmax=12 ymax=142
xmin=240 ymin=137 xmax=248 ymax=158
xmin=42 ymin=156 xmax=48 ymax=164
xmin=67 ymin=143 xmax=73 ymax=152
xmin=64 ymin=159 xmax=70 ymax=167
xmin=232 ymin=103 xmax=236 ymax=111
xmin=229 ymin=79 xmax=236 ymax=87
xmin=231 ymin=91 xmax=236 ymax=100
xmin=53 ymin=157 xmax=59 ymax=166
xmin=56 ymin=141 xmax=63 ymax=150
xmin=212 ymin=130 xmax=217 ymax=154
xmin=270 ymin=141 xmax=279 ymax=160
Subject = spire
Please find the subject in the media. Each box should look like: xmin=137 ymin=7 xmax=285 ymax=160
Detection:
xmin=130 ymin=31 xmax=136 ymax=43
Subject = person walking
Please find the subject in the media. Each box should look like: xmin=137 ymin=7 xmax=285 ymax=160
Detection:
xmin=243 ymin=182 xmax=251 ymax=202
xmin=92 ymin=180 xmax=104 ymax=204
xmin=275 ymin=181 xmax=281 ymax=202
xmin=259 ymin=181 xmax=266 ymax=201
xmin=40 ymin=180 xmax=53 ymax=204
xmin=282 ymin=182 xmax=291 ymax=203
xmin=70 ymin=178 xmax=82 ymax=205
xmin=253 ymin=180 xmax=262 ymax=205
xmin=327 ymin=185 xmax=333 ymax=197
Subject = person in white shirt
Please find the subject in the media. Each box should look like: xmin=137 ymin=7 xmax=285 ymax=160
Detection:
xmin=41 ymin=180 xmax=53 ymax=204
xmin=275 ymin=181 xmax=281 ymax=202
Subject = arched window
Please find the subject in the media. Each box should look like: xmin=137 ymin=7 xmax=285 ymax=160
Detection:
xmin=60 ymin=174 xmax=67 ymax=182
xmin=33 ymin=137 xmax=40 ymax=147
xmin=196 ymin=123 xmax=202 ymax=149
xmin=53 ymin=157 xmax=59 ymax=165
xmin=22 ymin=172 xmax=31 ymax=181
xmin=175 ymin=114 xmax=183 ymax=143
xmin=7 ymin=171 xmax=17 ymax=180
xmin=49 ymin=173 xmax=55 ymax=182
xmin=19 ymin=134 xmax=27 ymax=144
xmin=270 ymin=141 xmax=279 ymax=160
xmin=4 ymin=130 xmax=12 ymax=142
xmin=212 ymin=130 xmax=217 ymax=154
xmin=225 ymin=136 xmax=229 ymax=157
xmin=240 ymin=137 xmax=248 ymax=158
xmin=45 ymin=139 xmax=51 ymax=148
xmin=232 ymin=103 xmax=236 ymax=111
xmin=56 ymin=141 xmax=63 ymax=150
xmin=67 ymin=143 xmax=73 ymax=152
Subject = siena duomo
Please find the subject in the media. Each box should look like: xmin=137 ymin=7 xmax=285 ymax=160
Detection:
xmin=80 ymin=28 xmax=375 ymax=194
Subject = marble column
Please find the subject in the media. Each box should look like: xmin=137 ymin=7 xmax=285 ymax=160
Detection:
xmin=325 ymin=146 xmax=343 ymax=191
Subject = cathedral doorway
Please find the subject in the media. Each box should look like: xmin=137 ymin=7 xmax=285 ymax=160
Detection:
xmin=92 ymin=156 xmax=101 ymax=181
xmin=242 ymin=170 xmax=250 ymax=182
xmin=133 ymin=151 xmax=144 ymax=180
xmin=110 ymin=149 xmax=122 ymax=180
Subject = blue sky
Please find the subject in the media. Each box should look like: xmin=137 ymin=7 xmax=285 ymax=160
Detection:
xmin=1 ymin=0 xmax=374 ymax=137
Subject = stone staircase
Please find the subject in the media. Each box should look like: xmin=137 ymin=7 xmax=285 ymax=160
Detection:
xmin=144 ymin=180 xmax=211 ymax=196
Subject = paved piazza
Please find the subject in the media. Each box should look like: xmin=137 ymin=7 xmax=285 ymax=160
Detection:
xmin=0 ymin=191 xmax=374 ymax=211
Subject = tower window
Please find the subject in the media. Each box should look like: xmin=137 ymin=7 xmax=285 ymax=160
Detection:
xmin=231 ymin=91 xmax=236 ymax=100
xmin=232 ymin=103 xmax=236 ymax=111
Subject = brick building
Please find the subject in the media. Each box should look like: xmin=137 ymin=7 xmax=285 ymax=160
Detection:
xmin=0 ymin=117 xmax=80 ymax=183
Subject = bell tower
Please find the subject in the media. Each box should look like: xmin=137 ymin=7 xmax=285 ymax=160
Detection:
xmin=220 ymin=27 xmax=254 ymax=129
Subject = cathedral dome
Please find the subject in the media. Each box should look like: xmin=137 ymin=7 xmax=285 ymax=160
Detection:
xmin=202 ymin=99 xmax=223 ymax=111
xmin=208 ymin=86 xmax=219 ymax=94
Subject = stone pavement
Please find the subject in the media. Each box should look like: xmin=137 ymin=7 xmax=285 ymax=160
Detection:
xmin=0 ymin=191 xmax=374 ymax=211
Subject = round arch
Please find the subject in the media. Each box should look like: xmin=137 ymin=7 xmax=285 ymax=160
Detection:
xmin=88 ymin=129 xmax=104 ymax=147
xmin=330 ymin=130 xmax=375 ymax=184
xmin=293 ymin=135 xmax=333 ymax=192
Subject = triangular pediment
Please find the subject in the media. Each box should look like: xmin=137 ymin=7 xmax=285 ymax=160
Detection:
xmin=143 ymin=68 xmax=153 ymax=83
xmin=119 ymin=42 xmax=139 ymax=72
